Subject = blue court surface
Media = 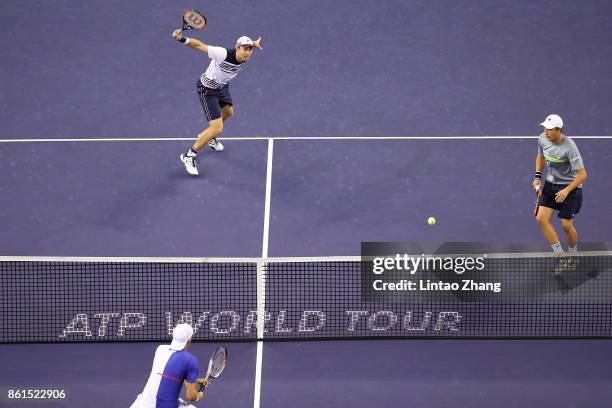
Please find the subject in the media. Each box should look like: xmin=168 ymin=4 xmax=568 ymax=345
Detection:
xmin=2 ymin=1 xmax=612 ymax=407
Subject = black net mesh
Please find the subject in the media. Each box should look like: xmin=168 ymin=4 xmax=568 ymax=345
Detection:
xmin=0 ymin=261 xmax=256 ymax=343
xmin=1 ymin=254 xmax=611 ymax=343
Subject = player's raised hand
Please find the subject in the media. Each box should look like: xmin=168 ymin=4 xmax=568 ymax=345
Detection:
xmin=172 ymin=29 xmax=184 ymax=41
xmin=252 ymin=37 xmax=263 ymax=50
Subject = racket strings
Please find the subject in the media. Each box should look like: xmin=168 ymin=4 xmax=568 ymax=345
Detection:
xmin=183 ymin=10 xmax=206 ymax=30
xmin=209 ymin=350 xmax=226 ymax=377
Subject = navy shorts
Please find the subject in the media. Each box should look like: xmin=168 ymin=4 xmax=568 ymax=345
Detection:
xmin=197 ymin=80 xmax=233 ymax=121
xmin=539 ymin=181 xmax=583 ymax=219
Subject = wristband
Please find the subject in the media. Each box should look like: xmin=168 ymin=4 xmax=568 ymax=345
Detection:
xmin=179 ymin=37 xmax=190 ymax=44
xmin=534 ymin=171 xmax=542 ymax=180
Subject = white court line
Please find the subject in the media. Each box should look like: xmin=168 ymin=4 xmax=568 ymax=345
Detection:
xmin=0 ymin=135 xmax=611 ymax=143
xmin=253 ymin=138 xmax=274 ymax=408
xmin=261 ymin=139 xmax=274 ymax=259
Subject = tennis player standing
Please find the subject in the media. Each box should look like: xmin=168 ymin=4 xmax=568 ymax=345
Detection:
xmin=533 ymin=114 xmax=587 ymax=260
xmin=172 ymin=28 xmax=263 ymax=176
xmin=130 ymin=323 xmax=209 ymax=408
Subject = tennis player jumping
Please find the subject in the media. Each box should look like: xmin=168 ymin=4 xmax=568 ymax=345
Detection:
xmin=130 ymin=323 xmax=209 ymax=408
xmin=533 ymin=114 xmax=587 ymax=264
xmin=172 ymin=28 xmax=263 ymax=176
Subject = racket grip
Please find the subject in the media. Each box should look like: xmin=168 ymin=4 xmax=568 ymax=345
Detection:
xmin=197 ymin=379 xmax=209 ymax=392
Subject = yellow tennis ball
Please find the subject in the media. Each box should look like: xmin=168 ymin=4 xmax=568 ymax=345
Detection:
xmin=427 ymin=217 xmax=436 ymax=225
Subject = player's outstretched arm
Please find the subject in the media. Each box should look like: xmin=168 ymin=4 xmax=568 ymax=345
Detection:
xmin=172 ymin=29 xmax=210 ymax=53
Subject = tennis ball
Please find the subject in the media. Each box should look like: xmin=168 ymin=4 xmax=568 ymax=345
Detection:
xmin=427 ymin=217 xmax=436 ymax=225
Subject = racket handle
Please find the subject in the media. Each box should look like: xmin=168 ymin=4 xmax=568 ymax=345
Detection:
xmin=197 ymin=378 xmax=210 ymax=392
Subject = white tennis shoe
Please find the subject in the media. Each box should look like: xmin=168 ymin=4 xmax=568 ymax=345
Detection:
xmin=180 ymin=154 xmax=199 ymax=176
xmin=208 ymin=138 xmax=224 ymax=151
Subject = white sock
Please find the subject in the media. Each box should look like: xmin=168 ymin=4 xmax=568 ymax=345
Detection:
xmin=550 ymin=242 xmax=564 ymax=253
xmin=186 ymin=148 xmax=198 ymax=158
xmin=568 ymin=245 xmax=577 ymax=253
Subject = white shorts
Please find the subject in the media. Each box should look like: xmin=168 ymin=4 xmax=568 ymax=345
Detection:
xmin=129 ymin=393 xmax=196 ymax=408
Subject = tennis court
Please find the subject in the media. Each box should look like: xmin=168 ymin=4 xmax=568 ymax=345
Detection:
xmin=2 ymin=1 xmax=612 ymax=407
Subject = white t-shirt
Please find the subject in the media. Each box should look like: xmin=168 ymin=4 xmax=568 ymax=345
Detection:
xmin=200 ymin=46 xmax=244 ymax=89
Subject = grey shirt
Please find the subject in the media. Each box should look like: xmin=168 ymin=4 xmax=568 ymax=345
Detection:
xmin=537 ymin=133 xmax=584 ymax=185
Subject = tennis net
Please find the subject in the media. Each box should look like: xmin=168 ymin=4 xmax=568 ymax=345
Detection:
xmin=1 ymin=251 xmax=611 ymax=343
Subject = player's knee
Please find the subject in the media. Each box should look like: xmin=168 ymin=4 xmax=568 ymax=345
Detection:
xmin=561 ymin=220 xmax=574 ymax=233
xmin=209 ymin=122 xmax=223 ymax=135
xmin=535 ymin=214 xmax=548 ymax=227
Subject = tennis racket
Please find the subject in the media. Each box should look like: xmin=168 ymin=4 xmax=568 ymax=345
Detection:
xmin=182 ymin=9 xmax=207 ymax=31
xmin=533 ymin=188 xmax=542 ymax=217
xmin=198 ymin=346 xmax=228 ymax=392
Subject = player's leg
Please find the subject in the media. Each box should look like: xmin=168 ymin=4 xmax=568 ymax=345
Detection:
xmin=561 ymin=218 xmax=577 ymax=248
xmin=207 ymin=105 xmax=233 ymax=151
xmin=535 ymin=206 xmax=562 ymax=249
xmin=536 ymin=182 xmax=565 ymax=253
xmin=194 ymin=85 xmax=224 ymax=150
xmin=180 ymin=86 xmax=224 ymax=175
xmin=194 ymin=118 xmax=224 ymax=150
xmin=180 ymin=117 xmax=223 ymax=176
xmin=221 ymin=104 xmax=234 ymax=122
xmin=558 ymin=188 xmax=582 ymax=252
xmin=207 ymin=91 xmax=234 ymax=151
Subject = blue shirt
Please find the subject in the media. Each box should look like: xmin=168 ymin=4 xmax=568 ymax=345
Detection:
xmin=137 ymin=345 xmax=199 ymax=408
xmin=156 ymin=350 xmax=199 ymax=408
